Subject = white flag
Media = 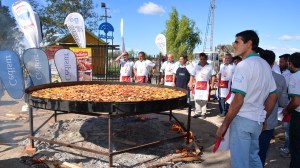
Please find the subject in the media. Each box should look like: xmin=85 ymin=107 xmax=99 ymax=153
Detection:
xmin=12 ymin=0 xmax=39 ymax=48
xmin=64 ymin=13 xmax=86 ymax=48
xmin=155 ymin=34 xmax=167 ymax=56
xmin=120 ymin=18 xmax=126 ymax=52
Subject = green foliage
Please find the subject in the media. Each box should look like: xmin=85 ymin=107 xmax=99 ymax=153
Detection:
xmin=165 ymin=8 xmax=201 ymax=59
xmin=0 ymin=5 xmax=24 ymax=52
xmin=29 ymin=0 xmax=99 ymax=43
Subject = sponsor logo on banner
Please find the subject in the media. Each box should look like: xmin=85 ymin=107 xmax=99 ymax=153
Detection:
xmin=54 ymin=49 xmax=78 ymax=82
xmin=12 ymin=0 xmax=40 ymax=48
xmin=155 ymin=34 xmax=167 ymax=56
xmin=69 ymin=47 xmax=92 ymax=81
xmin=0 ymin=50 xmax=24 ymax=99
xmin=23 ymin=48 xmax=51 ymax=85
xmin=64 ymin=13 xmax=86 ymax=48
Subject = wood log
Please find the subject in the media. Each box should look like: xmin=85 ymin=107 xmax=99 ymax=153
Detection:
xmin=61 ymin=162 xmax=82 ymax=168
xmin=171 ymin=156 xmax=202 ymax=163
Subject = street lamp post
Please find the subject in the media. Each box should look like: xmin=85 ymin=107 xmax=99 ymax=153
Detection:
xmin=101 ymin=2 xmax=111 ymax=81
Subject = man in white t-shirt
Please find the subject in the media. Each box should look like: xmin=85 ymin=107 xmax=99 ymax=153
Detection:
xmin=133 ymin=51 xmax=155 ymax=83
xmin=115 ymin=51 xmax=134 ymax=82
xmin=217 ymin=53 xmax=235 ymax=117
xmin=282 ymin=52 xmax=300 ymax=167
xmin=192 ymin=53 xmax=216 ymax=119
xmin=160 ymin=53 xmax=177 ymax=86
xmin=216 ymin=30 xmax=278 ymax=168
xmin=279 ymin=54 xmax=292 ymax=86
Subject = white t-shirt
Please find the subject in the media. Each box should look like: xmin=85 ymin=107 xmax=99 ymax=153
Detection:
xmin=231 ymin=53 xmax=277 ymax=122
xmin=288 ymin=69 xmax=300 ymax=112
xmin=134 ymin=60 xmax=155 ymax=83
xmin=219 ymin=63 xmax=235 ymax=97
xmin=172 ymin=62 xmax=195 ymax=75
xmin=160 ymin=61 xmax=177 ymax=86
xmin=119 ymin=59 xmax=134 ymax=82
xmin=282 ymin=69 xmax=292 ymax=86
xmin=194 ymin=63 xmax=216 ymax=100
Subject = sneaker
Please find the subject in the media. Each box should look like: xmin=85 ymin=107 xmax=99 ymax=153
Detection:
xmin=200 ymin=115 xmax=206 ymax=119
xmin=193 ymin=114 xmax=202 ymax=118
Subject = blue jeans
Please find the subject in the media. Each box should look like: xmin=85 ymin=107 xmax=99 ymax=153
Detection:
xmin=218 ymin=97 xmax=229 ymax=115
xmin=259 ymin=129 xmax=274 ymax=166
xmin=282 ymin=122 xmax=290 ymax=148
xmin=230 ymin=116 xmax=263 ymax=168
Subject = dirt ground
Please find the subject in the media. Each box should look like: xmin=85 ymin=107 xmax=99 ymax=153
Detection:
xmin=0 ymin=91 xmax=290 ymax=168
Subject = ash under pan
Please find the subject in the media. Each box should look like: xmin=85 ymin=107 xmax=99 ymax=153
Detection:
xmin=24 ymin=81 xmax=188 ymax=114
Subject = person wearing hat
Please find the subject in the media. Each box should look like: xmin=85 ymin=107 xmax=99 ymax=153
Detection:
xmin=115 ymin=51 xmax=134 ymax=82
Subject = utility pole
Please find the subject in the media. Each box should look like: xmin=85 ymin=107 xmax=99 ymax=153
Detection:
xmin=101 ymin=2 xmax=111 ymax=81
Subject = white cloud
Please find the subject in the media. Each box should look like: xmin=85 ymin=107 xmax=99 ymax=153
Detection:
xmin=138 ymin=2 xmax=165 ymax=15
xmin=262 ymin=45 xmax=300 ymax=57
xmin=279 ymin=35 xmax=300 ymax=41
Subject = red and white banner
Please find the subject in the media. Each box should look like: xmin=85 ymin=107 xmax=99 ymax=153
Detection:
xmin=64 ymin=13 xmax=86 ymax=48
xmin=12 ymin=0 xmax=40 ymax=48
xmin=54 ymin=49 xmax=78 ymax=82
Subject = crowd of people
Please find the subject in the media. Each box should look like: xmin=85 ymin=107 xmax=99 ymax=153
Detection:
xmin=115 ymin=30 xmax=300 ymax=168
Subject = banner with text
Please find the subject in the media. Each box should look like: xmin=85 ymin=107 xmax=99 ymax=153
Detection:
xmin=69 ymin=47 xmax=92 ymax=81
xmin=0 ymin=50 xmax=24 ymax=99
xmin=12 ymin=0 xmax=40 ymax=48
xmin=64 ymin=13 xmax=86 ymax=48
xmin=23 ymin=48 xmax=51 ymax=85
xmin=54 ymin=49 xmax=78 ymax=82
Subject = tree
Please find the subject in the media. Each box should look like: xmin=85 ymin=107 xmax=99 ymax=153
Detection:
xmin=165 ymin=8 xmax=201 ymax=59
xmin=29 ymin=0 xmax=99 ymax=43
xmin=0 ymin=5 xmax=24 ymax=52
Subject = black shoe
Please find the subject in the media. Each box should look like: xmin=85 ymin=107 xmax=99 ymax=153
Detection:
xmin=200 ymin=115 xmax=206 ymax=119
xmin=193 ymin=114 xmax=202 ymax=118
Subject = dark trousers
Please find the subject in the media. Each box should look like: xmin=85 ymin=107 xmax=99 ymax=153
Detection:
xmin=259 ymin=129 xmax=274 ymax=166
xmin=218 ymin=97 xmax=229 ymax=115
xmin=289 ymin=111 xmax=300 ymax=168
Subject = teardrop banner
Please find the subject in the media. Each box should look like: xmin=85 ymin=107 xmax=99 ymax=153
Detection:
xmin=0 ymin=50 xmax=24 ymax=99
xmin=23 ymin=48 xmax=51 ymax=86
xmin=54 ymin=49 xmax=78 ymax=82
xmin=12 ymin=0 xmax=40 ymax=48
xmin=155 ymin=34 xmax=167 ymax=56
xmin=64 ymin=12 xmax=86 ymax=48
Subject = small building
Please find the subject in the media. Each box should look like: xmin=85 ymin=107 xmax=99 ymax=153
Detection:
xmin=45 ymin=30 xmax=119 ymax=75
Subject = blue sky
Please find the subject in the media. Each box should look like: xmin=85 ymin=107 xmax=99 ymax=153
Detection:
xmin=3 ymin=0 xmax=300 ymax=59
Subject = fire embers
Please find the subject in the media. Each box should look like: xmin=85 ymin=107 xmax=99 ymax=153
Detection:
xmin=171 ymin=123 xmax=193 ymax=143
xmin=176 ymin=147 xmax=196 ymax=157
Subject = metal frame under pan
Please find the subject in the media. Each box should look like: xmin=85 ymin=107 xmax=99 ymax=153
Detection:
xmin=25 ymin=81 xmax=192 ymax=167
